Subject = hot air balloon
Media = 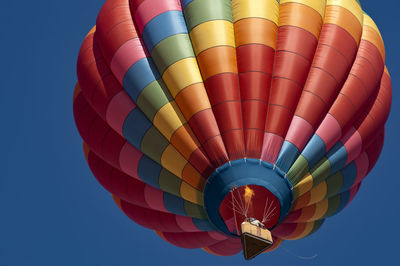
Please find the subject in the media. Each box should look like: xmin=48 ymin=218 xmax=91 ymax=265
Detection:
xmin=74 ymin=0 xmax=392 ymax=259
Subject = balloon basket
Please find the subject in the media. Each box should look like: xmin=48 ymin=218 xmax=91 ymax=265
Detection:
xmin=241 ymin=221 xmax=273 ymax=260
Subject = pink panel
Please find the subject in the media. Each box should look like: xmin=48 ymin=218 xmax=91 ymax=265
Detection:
xmin=354 ymin=152 xmax=369 ymax=185
xmin=316 ymin=114 xmax=342 ymax=151
xmin=134 ymin=0 xmax=182 ymax=33
xmin=285 ymin=115 xmax=314 ymax=151
xmin=261 ymin=133 xmax=283 ymax=163
xmin=271 ymin=223 xmax=297 ymax=238
xmin=110 ymin=38 xmax=148 ymax=84
xmin=224 ymin=216 xmax=236 ymax=233
xmin=341 ymin=126 xmax=363 ymax=165
xmin=175 ymin=215 xmax=198 ymax=232
xmin=119 ymin=142 xmax=142 ymax=180
xmin=144 ymin=185 xmax=168 ymax=212
xmin=208 ymin=231 xmax=228 ymax=241
xmin=106 ymin=90 xmax=136 ymax=135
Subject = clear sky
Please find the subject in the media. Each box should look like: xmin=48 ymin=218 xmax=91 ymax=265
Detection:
xmin=1 ymin=1 xmax=399 ymax=265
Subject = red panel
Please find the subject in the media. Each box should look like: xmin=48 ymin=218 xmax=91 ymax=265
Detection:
xmin=329 ymin=39 xmax=385 ymax=130
xmin=244 ymin=129 xmax=265 ymax=158
xmin=276 ymin=26 xmax=318 ymax=60
xmin=77 ymin=32 xmax=123 ymax=119
xmin=73 ymin=93 xmax=97 ymax=141
xmin=96 ymin=0 xmax=139 ymax=63
xmin=206 ymin=73 xmax=245 ymax=159
xmin=303 ymin=68 xmax=339 ymax=105
xmin=189 ymin=148 xmax=214 ymax=177
xmin=365 ymin=128 xmax=385 ymax=173
xmin=295 ymin=91 xmax=327 ymax=130
xmin=188 ymin=109 xmax=229 ymax=166
xmin=160 ymin=232 xmax=222 ymax=249
xmin=130 ymin=0 xmax=145 ymax=13
xmin=329 ymin=94 xmax=357 ymax=129
xmin=87 ymin=149 xmax=149 ymax=208
xmin=242 ymin=100 xmax=268 ymax=131
xmin=236 ymin=44 xmax=275 ymax=73
xmin=120 ymin=200 xmax=204 ymax=233
xmin=239 ymin=72 xmax=271 ymax=101
xmin=318 ymin=24 xmax=359 ymax=63
xmin=272 ymin=51 xmax=311 ymax=86
xmin=266 ymin=105 xmax=294 ymax=137
xmin=271 ymin=222 xmax=297 ymax=238
xmin=204 ymin=238 xmax=242 ymax=256
xmin=205 ymin=73 xmax=240 ymax=105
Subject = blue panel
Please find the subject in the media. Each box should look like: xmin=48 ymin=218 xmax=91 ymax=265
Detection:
xmin=142 ymin=11 xmax=188 ymax=52
xmin=192 ymin=218 xmax=216 ymax=231
xmin=163 ymin=193 xmax=186 ymax=216
xmin=335 ymin=191 xmax=350 ymax=216
xmin=123 ymin=58 xmax=160 ymax=101
xmin=203 ymin=159 xmax=293 ymax=236
xmin=137 ymin=156 xmax=161 ymax=189
xmin=122 ymin=108 xmax=152 ymax=148
xmin=327 ymin=142 xmax=348 ymax=174
xmin=302 ymin=134 xmax=326 ymax=168
xmin=181 ymin=0 xmax=195 ymax=8
xmin=276 ymin=141 xmax=300 ymax=173
xmin=340 ymin=162 xmax=357 ymax=193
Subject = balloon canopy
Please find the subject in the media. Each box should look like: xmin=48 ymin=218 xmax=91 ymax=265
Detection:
xmin=74 ymin=0 xmax=392 ymax=257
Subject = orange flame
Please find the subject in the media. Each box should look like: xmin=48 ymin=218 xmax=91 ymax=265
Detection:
xmin=244 ymin=186 xmax=254 ymax=204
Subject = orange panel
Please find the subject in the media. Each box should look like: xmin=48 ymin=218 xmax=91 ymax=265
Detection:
xmin=182 ymin=164 xmax=206 ymax=191
xmin=170 ymin=124 xmax=200 ymax=160
xmin=196 ymin=46 xmax=238 ymax=80
xmin=175 ymin=83 xmax=211 ymax=120
xmin=324 ymin=5 xmax=362 ymax=45
xmin=234 ymin=18 xmax=277 ymax=48
xmin=279 ymin=3 xmax=323 ymax=39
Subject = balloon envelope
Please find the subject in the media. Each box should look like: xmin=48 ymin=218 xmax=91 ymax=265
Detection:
xmin=74 ymin=0 xmax=392 ymax=257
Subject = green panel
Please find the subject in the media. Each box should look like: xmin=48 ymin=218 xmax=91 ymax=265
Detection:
xmin=159 ymin=168 xmax=182 ymax=197
xmin=151 ymin=34 xmax=195 ymax=74
xmin=310 ymin=219 xmax=324 ymax=235
xmin=140 ymin=126 xmax=170 ymax=164
xmin=136 ymin=80 xmax=171 ymax=120
xmin=310 ymin=158 xmax=331 ymax=186
xmin=288 ymin=155 xmax=310 ymax=185
xmin=325 ymin=172 xmax=343 ymax=198
xmin=324 ymin=195 xmax=341 ymax=218
xmin=183 ymin=0 xmax=233 ymax=31
xmin=184 ymin=201 xmax=208 ymax=219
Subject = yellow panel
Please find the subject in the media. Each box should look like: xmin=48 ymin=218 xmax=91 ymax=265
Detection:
xmin=280 ymin=0 xmax=326 ymax=18
xmin=293 ymin=173 xmax=313 ymax=199
xmin=308 ymin=181 xmax=327 ymax=206
xmin=161 ymin=145 xmax=187 ymax=178
xmin=362 ymin=14 xmax=385 ymax=61
xmin=310 ymin=199 xmax=329 ymax=220
xmin=189 ymin=20 xmax=235 ymax=55
xmin=363 ymin=14 xmax=383 ymax=40
xmin=162 ymin=57 xmax=203 ymax=97
xmin=180 ymin=182 xmax=204 ymax=205
xmin=327 ymin=0 xmax=363 ymax=25
xmin=153 ymin=103 xmax=184 ymax=141
xmin=232 ymin=0 xmax=279 ymax=24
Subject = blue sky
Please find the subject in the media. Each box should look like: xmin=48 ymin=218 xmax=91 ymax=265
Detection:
xmin=1 ymin=1 xmax=399 ymax=265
